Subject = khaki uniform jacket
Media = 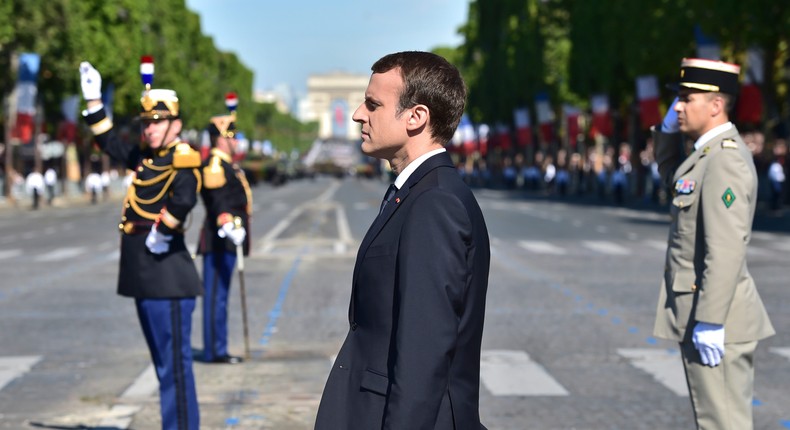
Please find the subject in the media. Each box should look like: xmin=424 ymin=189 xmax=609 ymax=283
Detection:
xmin=653 ymin=125 xmax=774 ymax=343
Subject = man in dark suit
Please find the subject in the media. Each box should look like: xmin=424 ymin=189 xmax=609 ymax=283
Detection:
xmin=315 ymin=51 xmax=490 ymax=430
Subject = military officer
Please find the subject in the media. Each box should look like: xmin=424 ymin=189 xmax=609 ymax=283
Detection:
xmin=653 ymin=58 xmax=774 ymax=430
xmin=80 ymin=58 xmax=203 ymax=430
xmin=197 ymin=93 xmax=252 ymax=364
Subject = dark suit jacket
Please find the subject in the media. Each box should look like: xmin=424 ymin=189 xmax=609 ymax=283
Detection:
xmin=315 ymin=152 xmax=490 ymax=430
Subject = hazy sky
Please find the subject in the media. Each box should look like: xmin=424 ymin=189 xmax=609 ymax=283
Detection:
xmin=184 ymin=0 xmax=469 ymax=97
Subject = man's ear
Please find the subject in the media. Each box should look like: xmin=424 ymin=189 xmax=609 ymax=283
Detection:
xmin=711 ymin=95 xmax=726 ymax=117
xmin=406 ymin=104 xmax=429 ymax=130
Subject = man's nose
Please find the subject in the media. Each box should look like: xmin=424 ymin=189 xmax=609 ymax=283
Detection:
xmin=352 ymin=105 xmax=365 ymax=123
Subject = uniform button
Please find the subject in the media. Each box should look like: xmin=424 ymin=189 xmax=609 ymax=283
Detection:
xmin=137 ymin=166 xmax=143 ymax=172
xmin=350 ymin=322 xmax=358 ymax=331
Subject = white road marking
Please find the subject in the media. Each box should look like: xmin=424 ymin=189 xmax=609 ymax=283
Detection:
xmin=0 ymin=249 xmax=22 ymax=260
xmin=746 ymin=246 xmax=772 ymax=257
xmin=582 ymin=240 xmax=630 ymax=255
xmin=336 ymin=204 xmax=354 ymax=254
xmin=101 ymin=250 xmax=120 ymax=262
xmin=518 ymin=240 xmax=567 ymax=255
xmin=35 ymin=247 xmax=86 ymax=262
xmin=768 ymin=239 xmax=790 ymax=252
xmin=98 ymin=364 xmax=157 ymax=428
xmin=480 ymin=350 xmax=569 ymax=396
xmin=119 ymin=364 xmax=158 ymax=399
xmin=750 ymin=231 xmax=776 ymax=241
xmin=644 ymin=239 xmax=668 ymax=251
xmin=617 ymin=348 xmax=687 ymax=396
xmin=770 ymin=347 xmax=790 ymax=361
xmin=0 ymin=355 xmax=42 ymax=391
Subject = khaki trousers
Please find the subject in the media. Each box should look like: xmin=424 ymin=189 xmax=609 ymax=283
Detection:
xmin=680 ymin=340 xmax=758 ymax=430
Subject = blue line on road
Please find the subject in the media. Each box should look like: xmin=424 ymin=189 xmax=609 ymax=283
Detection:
xmin=780 ymin=420 xmax=790 ymax=428
xmin=259 ymin=252 xmax=303 ymax=347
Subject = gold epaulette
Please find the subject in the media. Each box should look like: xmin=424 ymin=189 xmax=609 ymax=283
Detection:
xmin=203 ymin=156 xmax=226 ymax=189
xmin=721 ymin=139 xmax=738 ymax=149
xmin=173 ymin=143 xmax=201 ymax=168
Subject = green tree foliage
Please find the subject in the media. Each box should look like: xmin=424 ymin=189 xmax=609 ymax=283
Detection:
xmin=454 ymin=0 xmax=790 ymax=129
xmin=0 ymin=0 xmax=256 ymax=133
xmin=252 ymin=101 xmax=318 ymax=155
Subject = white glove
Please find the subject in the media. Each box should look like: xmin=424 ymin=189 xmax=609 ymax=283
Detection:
xmin=79 ymin=61 xmax=102 ymax=101
xmin=661 ymin=97 xmax=679 ymax=133
xmin=145 ymin=225 xmax=173 ymax=254
xmin=692 ymin=322 xmax=725 ymax=367
xmin=218 ymin=222 xmax=246 ymax=246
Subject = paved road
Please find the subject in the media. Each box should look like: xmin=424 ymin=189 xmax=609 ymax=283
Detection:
xmin=0 ymin=177 xmax=788 ymax=429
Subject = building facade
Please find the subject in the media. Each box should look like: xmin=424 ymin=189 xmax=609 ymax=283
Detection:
xmin=299 ymin=72 xmax=368 ymax=141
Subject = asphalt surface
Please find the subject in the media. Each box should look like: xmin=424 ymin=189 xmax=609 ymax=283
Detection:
xmin=0 ymin=177 xmax=788 ymax=429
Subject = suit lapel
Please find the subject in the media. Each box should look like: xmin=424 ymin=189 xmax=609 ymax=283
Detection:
xmin=352 ymin=152 xmax=453 ymax=280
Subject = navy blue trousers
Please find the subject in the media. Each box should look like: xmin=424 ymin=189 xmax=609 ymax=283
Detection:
xmin=136 ymin=298 xmax=199 ymax=430
xmin=202 ymin=250 xmax=237 ymax=361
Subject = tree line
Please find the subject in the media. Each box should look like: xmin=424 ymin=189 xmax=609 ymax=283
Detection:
xmin=0 ymin=0 xmax=317 ymax=151
xmin=451 ymin=0 xmax=790 ymax=139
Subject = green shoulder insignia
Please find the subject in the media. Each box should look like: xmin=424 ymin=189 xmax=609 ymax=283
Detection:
xmin=173 ymin=143 xmax=201 ymax=168
xmin=721 ymin=139 xmax=738 ymax=149
xmin=202 ymin=156 xmax=226 ymax=189
xmin=722 ymin=187 xmax=736 ymax=208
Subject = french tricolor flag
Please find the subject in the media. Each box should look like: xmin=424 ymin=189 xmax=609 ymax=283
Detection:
xmin=140 ymin=55 xmax=154 ymax=88
xmin=225 ymin=92 xmax=238 ymax=113
xmin=513 ymin=107 xmax=532 ymax=148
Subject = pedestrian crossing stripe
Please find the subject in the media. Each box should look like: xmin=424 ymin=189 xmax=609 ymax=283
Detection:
xmin=518 ymin=240 xmax=566 ymax=255
xmin=480 ymin=350 xmax=569 ymax=396
xmin=0 ymin=249 xmax=22 ymax=260
xmin=0 ymin=356 xmax=41 ymax=392
xmin=617 ymin=348 xmax=688 ymax=396
xmin=770 ymin=347 xmax=790 ymax=361
xmin=97 ymin=364 xmax=156 ymax=428
xmin=35 ymin=247 xmax=86 ymax=262
xmin=582 ymin=240 xmax=629 ymax=255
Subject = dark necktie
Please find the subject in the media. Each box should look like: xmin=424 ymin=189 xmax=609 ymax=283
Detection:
xmin=379 ymin=184 xmax=397 ymax=214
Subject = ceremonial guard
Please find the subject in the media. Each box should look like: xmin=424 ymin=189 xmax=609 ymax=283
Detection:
xmin=653 ymin=58 xmax=774 ymax=430
xmin=80 ymin=57 xmax=203 ymax=430
xmin=197 ymin=93 xmax=252 ymax=364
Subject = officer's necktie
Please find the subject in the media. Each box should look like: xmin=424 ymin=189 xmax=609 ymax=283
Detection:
xmin=379 ymin=184 xmax=397 ymax=214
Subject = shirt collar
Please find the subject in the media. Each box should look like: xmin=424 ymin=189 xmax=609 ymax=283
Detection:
xmin=393 ymin=148 xmax=446 ymax=189
xmin=694 ymin=122 xmax=733 ymax=151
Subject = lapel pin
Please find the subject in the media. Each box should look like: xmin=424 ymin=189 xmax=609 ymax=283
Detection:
xmin=395 ymin=197 xmax=400 ymax=204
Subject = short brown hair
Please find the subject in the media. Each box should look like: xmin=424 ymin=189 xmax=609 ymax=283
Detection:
xmin=372 ymin=51 xmax=466 ymax=144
